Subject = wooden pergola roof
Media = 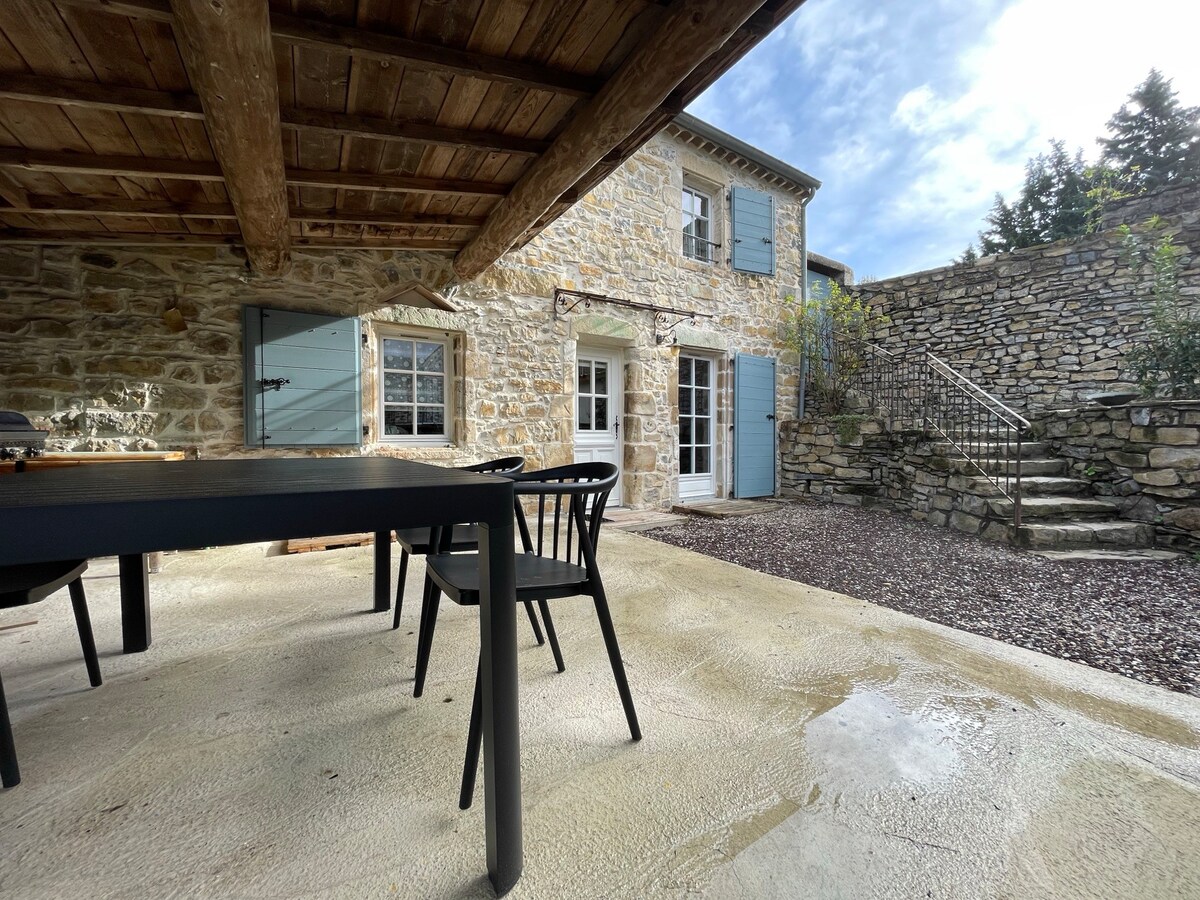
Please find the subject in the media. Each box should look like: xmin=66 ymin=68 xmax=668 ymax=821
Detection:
xmin=0 ymin=0 xmax=806 ymax=278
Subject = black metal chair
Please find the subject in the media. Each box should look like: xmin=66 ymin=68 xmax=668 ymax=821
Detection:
xmin=1 ymin=560 xmax=102 ymax=788
xmin=420 ymin=461 xmax=640 ymax=809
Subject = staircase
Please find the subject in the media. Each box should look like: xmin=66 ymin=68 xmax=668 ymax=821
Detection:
xmin=938 ymin=437 xmax=1157 ymax=552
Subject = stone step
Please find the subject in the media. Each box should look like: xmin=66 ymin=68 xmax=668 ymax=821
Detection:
xmin=990 ymin=495 xmax=1119 ymax=519
xmin=953 ymin=475 xmax=1090 ymax=496
xmin=934 ymin=440 xmax=1049 ymax=459
xmin=1015 ymin=520 xmax=1156 ymax=550
xmin=948 ymin=457 xmax=1067 ymax=477
xmin=1030 ymin=549 xmax=1185 ymax=562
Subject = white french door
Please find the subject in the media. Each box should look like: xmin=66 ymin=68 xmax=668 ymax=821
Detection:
xmin=678 ymin=354 xmax=716 ymax=500
xmin=574 ymin=348 xmax=623 ymax=506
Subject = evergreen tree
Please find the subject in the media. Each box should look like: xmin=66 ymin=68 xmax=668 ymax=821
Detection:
xmin=978 ymin=141 xmax=1090 ymax=253
xmin=956 ymin=243 xmax=979 ymax=265
xmin=1099 ymin=69 xmax=1200 ymax=192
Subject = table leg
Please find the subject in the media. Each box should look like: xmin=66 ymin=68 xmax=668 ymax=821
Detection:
xmin=1 ymin=669 xmax=19 ymax=788
xmin=478 ymin=518 xmax=522 ymax=894
xmin=119 ymin=553 xmax=151 ymax=653
xmin=373 ymin=530 xmax=391 ymax=612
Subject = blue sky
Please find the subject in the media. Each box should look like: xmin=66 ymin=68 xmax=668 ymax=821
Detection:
xmin=688 ymin=0 xmax=1200 ymax=281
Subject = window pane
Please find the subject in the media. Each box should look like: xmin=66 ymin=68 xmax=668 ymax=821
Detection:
xmin=696 ymin=192 xmax=709 ymax=219
xmin=384 ymin=409 xmax=413 ymax=436
xmin=595 ymin=398 xmax=607 ymax=430
xmin=695 ymin=446 xmax=711 ymax=474
xmin=578 ymin=398 xmax=592 ymax=430
xmin=417 ymin=407 xmax=444 ymax=435
xmin=679 ymin=387 xmax=692 ymax=415
xmin=680 ymin=416 xmax=692 ymax=445
xmin=415 ymin=374 xmax=443 ymax=404
xmin=694 ymin=359 xmax=711 ymax=387
xmin=578 ymin=362 xmax=591 ymax=394
xmin=415 ymin=341 xmax=444 ymax=373
xmin=679 ymin=357 xmax=692 ymax=385
xmin=695 ymin=417 xmax=709 ymax=445
xmin=384 ymin=372 xmax=412 ymax=403
xmin=594 ymin=362 xmax=608 ymax=395
xmin=680 ymin=447 xmax=692 ymax=475
xmin=383 ymin=339 xmax=413 ymax=370
xmin=695 ymin=387 xmax=710 ymax=416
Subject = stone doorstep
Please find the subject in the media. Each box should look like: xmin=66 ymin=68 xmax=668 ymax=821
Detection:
xmin=672 ymin=498 xmax=778 ymax=518
xmin=601 ymin=507 xmax=689 ymax=532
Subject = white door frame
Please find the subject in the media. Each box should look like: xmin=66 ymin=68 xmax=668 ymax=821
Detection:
xmin=678 ymin=352 xmax=717 ymax=501
xmin=574 ymin=346 xmax=624 ymax=506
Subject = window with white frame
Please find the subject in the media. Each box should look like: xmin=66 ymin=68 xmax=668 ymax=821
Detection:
xmin=378 ymin=332 xmax=452 ymax=443
xmin=682 ymin=183 xmax=714 ymax=263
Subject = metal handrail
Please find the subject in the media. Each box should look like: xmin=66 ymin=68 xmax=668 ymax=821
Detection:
xmin=807 ymin=333 xmax=1029 ymax=529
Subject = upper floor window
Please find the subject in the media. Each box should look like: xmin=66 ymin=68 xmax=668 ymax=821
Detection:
xmin=379 ymin=332 xmax=451 ymax=443
xmin=682 ymin=184 xmax=714 ymax=263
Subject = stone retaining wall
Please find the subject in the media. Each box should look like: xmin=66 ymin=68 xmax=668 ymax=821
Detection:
xmin=1042 ymin=401 xmax=1200 ymax=549
xmin=779 ymin=418 xmax=1012 ymax=541
xmin=857 ymin=183 xmax=1200 ymax=410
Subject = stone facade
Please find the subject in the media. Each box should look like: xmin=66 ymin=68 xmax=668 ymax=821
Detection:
xmin=1042 ymin=401 xmax=1200 ymax=550
xmin=0 ymin=130 xmax=811 ymax=510
xmin=857 ymin=183 xmax=1200 ymax=410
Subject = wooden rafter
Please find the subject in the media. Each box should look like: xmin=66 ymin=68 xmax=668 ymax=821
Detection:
xmin=6 ymin=195 xmax=485 ymax=228
xmin=170 ymin=0 xmax=290 ymax=274
xmin=1 ymin=75 xmax=549 ymax=156
xmin=453 ymin=0 xmax=772 ymax=279
xmin=0 ymin=229 xmax=464 ymax=250
xmin=48 ymin=0 xmax=602 ymax=96
xmin=0 ymin=149 xmax=507 ymax=197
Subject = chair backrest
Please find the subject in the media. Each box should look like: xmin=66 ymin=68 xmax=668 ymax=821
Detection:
xmin=511 ymin=463 xmax=618 ymax=572
xmin=458 ymin=456 xmax=525 ymax=478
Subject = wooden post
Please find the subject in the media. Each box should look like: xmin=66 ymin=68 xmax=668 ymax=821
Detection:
xmin=452 ymin=0 xmax=770 ymax=280
xmin=170 ymin=0 xmax=291 ymax=275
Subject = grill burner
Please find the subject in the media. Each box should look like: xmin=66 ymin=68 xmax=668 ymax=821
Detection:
xmin=0 ymin=410 xmax=50 ymax=460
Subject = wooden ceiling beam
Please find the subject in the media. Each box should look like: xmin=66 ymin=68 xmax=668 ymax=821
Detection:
xmin=9 ymin=195 xmax=484 ymax=227
xmin=170 ymin=0 xmax=290 ymax=274
xmin=453 ymin=0 xmax=772 ymax=279
xmin=0 ymin=229 xmax=463 ymax=251
xmin=48 ymin=0 xmax=601 ymax=96
xmin=286 ymin=168 xmax=507 ymax=197
xmin=0 ymin=75 xmax=548 ymax=156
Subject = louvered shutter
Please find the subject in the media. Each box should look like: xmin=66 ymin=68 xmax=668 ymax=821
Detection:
xmin=730 ymin=187 xmax=775 ymax=276
xmin=243 ymin=306 xmax=362 ymax=448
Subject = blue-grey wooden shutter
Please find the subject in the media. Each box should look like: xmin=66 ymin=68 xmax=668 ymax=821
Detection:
xmin=243 ymin=306 xmax=362 ymax=448
xmin=733 ymin=352 xmax=777 ymax=498
xmin=730 ymin=187 xmax=775 ymax=276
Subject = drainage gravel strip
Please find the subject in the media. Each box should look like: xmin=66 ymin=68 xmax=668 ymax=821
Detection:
xmin=644 ymin=500 xmax=1200 ymax=697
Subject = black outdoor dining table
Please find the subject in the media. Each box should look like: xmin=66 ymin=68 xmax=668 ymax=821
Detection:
xmin=0 ymin=456 xmax=522 ymax=894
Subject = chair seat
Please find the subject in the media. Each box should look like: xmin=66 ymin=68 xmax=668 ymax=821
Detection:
xmin=0 ymin=560 xmax=88 ymax=609
xmin=395 ymin=524 xmax=479 ymax=555
xmin=426 ymin=552 xmax=588 ymax=605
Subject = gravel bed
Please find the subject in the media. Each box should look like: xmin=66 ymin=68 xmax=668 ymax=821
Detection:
xmin=644 ymin=500 xmax=1200 ymax=697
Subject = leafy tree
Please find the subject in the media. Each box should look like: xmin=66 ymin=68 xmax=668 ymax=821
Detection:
xmin=1120 ymin=217 xmax=1200 ymax=399
xmin=956 ymin=244 xmax=979 ymax=265
xmin=1100 ymin=69 xmax=1200 ymax=193
xmin=978 ymin=141 xmax=1090 ymax=253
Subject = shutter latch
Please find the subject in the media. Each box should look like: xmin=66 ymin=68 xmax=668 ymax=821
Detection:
xmin=259 ymin=377 xmax=290 ymax=391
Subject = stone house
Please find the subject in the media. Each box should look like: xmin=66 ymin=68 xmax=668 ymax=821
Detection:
xmin=0 ymin=114 xmax=823 ymax=511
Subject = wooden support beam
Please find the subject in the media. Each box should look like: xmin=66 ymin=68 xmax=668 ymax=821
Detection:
xmin=0 ymin=172 xmax=29 ymax=209
xmin=0 ymin=73 xmax=203 ymax=119
xmin=170 ymin=0 xmax=290 ymax=274
xmin=453 ymin=0 xmax=771 ymax=279
xmin=0 ymin=229 xmax=463 ymax=251
xmin=48 ymin=0 xmax=601 ymax=96
xmin=0 ymin=149 xmax=506 ymax=197
xmin=10 ymin=195 xmax=484 ymax=227
xmin=0 ymin=75 xmax=547 ymax=156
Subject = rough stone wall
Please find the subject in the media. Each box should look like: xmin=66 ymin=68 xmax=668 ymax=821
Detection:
xmin=0 ymin=131 xmax=807 ymax=510
xmin=779 ymin=418 xmax=1012 ymax=542
xmin=1099 ymin=183 xmax=1200 ymax=231
xmin=1042 ymin=401 xmax=1200 ymax=549
xmin=857 ymin=183 xmax=1200 ymax=410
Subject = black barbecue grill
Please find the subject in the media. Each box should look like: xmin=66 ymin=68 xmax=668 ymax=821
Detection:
xmin=0 ymin=411 xmax=50 ymax=461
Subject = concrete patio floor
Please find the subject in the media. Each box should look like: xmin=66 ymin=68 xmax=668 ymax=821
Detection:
xmin=1 ymin=533 xmax=1198 ymax=899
